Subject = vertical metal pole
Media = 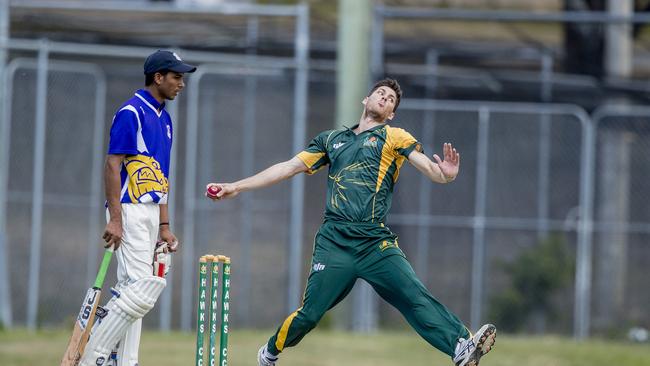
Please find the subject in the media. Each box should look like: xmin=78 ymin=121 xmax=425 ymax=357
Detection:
xmin=605 ymin=0 xmax=633 ymax=78
xmin=239 ymin=16 xmax=259 ymax=325
xmin=470 ymin=107 xmax=489 ymax=330
xmin=593 ymin=129 xmax=630 ymax=330
xmin=87 ymin=71 xmax=106 ymax=289
xmin=336 ymin=0 xmax=372 ymax=130
xmin=159 ymin=98 xmax=178 ymax=331
xmin=287 ymin=3 xmax=309 ymax=314
xmin=182 ymin=69 xmax=204 ymax=331
xmin=537 ymin=54 xmax=553 ymax=238
xmin=338 ymin=0 xmax=377 ymax=332
xmin=574 ymin=115 xmax=595 ymax=339
xmin=415 ymin=50 xmax=438 ymax=281
xmin=0 ymin=0 xmax=12 ymax=328
xmin=27 ymin=40 xmax=49 ymax=330
xmin=370 ymin=4 xmax=385 ymax=80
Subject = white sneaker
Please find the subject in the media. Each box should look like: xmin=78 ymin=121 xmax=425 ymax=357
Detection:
xmin=452 ymin=324 xmax=497 ymax=366
xmin=257 ymin=344 xmax=279 ymax=366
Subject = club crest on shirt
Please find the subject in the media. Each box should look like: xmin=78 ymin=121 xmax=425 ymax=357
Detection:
xmin=363 ymin=136 xmax=378 ymax=148
xmin=124 ymin=155 xmax=169 ymax=203
xmin=379 ymin=239 xmax=399 ymax=251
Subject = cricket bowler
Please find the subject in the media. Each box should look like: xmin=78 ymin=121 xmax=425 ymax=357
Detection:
xmin=207 ymin=78 xmax=496 ymax=366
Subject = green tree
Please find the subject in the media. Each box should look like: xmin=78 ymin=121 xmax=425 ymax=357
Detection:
xmin=489 ymin=234 xmax=574 ymax=333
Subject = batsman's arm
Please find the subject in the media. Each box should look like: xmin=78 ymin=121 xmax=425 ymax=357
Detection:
xmin=159 ymin=203 xmax=170 ymax=228
xmin=103 ymin=154 xmax=125 ymax=248
xmin=209 ymin=156 xmax=308 ymax=199
xmin=158 ymin=204 xmax=178 ymax=252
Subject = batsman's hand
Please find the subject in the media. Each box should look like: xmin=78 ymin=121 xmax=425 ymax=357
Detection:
xmin=159 ymin=226 xmax=178 ymax=253
xmin=154 ymin=241 xmax=173 ymax=277
xmin=102 ymin=220 xmax=122 ymax=249
xmin=206 ymin=183 xmax=239 ymax=200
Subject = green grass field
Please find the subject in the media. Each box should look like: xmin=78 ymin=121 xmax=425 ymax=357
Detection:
xmin=1 ymin=328 xmax=649 ymax=366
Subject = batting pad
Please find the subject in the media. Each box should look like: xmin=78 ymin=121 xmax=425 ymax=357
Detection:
xmin=79 ymin=276 xmax=166 ymax=366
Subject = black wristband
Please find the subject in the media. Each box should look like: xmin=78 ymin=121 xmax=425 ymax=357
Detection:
xmin=159 ymin=222 xmax=169 ymax=226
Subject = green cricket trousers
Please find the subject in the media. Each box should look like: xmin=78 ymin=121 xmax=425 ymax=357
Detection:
xmin=266 ymin=220 xmax=470 ymax=357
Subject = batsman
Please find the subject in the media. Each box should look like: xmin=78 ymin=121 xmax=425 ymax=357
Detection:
xmin=207 ymin=78 xmax=496 ymax=366
xmin=77 ymin=50 xmax=196 ymax=366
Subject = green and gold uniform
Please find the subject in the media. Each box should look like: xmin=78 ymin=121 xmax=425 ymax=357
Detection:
xmin=267 ymin=124 xmax=470 ymax=357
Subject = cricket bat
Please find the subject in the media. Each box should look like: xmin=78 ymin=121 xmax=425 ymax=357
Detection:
xmin=60 ymin=246 xmax=114 ymax=366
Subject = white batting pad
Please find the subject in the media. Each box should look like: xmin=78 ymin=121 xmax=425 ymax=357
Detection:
xmin=79 ymin=276 xmax=166 ymax=366
xmin=116 ymin=319 xmax=142 ymax=366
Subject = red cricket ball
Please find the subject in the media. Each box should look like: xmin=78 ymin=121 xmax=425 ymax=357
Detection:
xmin=207 ymin=185 xmax=221 ymax=198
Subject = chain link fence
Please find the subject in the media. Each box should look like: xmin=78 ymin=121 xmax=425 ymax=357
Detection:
xmin=1 ymin=3 xmax=650 ymax=341
xmin=2 ymin=51 xmax=650 ymax=339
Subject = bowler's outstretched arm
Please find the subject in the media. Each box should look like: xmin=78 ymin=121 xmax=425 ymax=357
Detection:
xmin=207 ymin=156 xmax=308 ymax=200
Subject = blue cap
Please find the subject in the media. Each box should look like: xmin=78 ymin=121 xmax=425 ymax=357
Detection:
xmin=143 ymin=50 xmax=197 ymax=74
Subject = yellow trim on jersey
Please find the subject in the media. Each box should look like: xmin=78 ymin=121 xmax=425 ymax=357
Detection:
xmin=275 ymin=307 xmax=303 ymax=351
xmin=372 ymin=135 xmax=394 ymax=220
xmin=392 ymin=155 xmax=408 ymax=183
xmin=296 ymin=151 xmax=326 ymax=175
xmin=375 ymin=130 xmax=396 ymax=193
xmin=372 ymin=126 xmax=417 ymax=220
xmin=376 ymin=126 xmax=418 ymax=188
xmin=325 ymin=129 xmax=339 ymax=147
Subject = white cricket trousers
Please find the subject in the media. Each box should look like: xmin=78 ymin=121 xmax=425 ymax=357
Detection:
xmin=107 ymin=203 xmax=160 ymax=366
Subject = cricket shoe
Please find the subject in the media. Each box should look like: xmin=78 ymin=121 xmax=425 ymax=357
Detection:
xmin=258 ymin=344 xmax=279 ymax=366
xmin=452 ymin=324 xmax=497 ymax=366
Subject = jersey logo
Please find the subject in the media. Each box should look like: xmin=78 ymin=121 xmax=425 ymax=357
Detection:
xmin=167 ymin=125 xmax=172 ymax=139
xmin=328 ymin=162 xmax=374 ymax=209
xmin=312 ymin=262 xmax=326 ymax=272
xmin=333 ymin=142 xmax=345 ymax=150
xmin=379 ymin=240 xmax=399 ymax=251
xmin=172 ymin=52 xmax=183 ymax=61
xmin=363 ymin=136 xmax=378 ymax=148
xmin=124 ymin=155 xmax=169 ymax=203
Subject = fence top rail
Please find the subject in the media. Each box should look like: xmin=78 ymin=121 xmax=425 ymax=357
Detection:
xmin=376 ymin=6 xmax=650 ymax=24
xmin=401 ymin=98 xmax=589 ymax=120
xmin=6 ymin=56 xmax=107 ymax=83
xmin=6 ymin=38 xmax=299 ymax=68
xmin=592 ymin=104 xmax=650 ymax=122
xmin=10 ymin=0 xmax=303 ymax=17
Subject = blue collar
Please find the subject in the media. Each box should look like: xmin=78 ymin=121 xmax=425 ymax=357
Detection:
xmin=135 ymin=89 xmax=166 ymax=112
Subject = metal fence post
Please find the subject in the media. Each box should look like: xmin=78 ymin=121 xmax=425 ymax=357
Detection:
xmin=181 ymin=66 xmax=203 ymax=331
xmin=26 ymin=39 xmax=50 ymax=330
xmin=0 ymin=0 xmax=11 ymax=329
xmin=159 ymin=98 xmax=179 ymax=332
xmin=415 ymin=50 xmax=439 ymax=281
xmin=537 ymin=54 xmax=553 ymax=238
xmin=287 ymin=3 xmax=309 ymax=314
xmin=470 ymin=107 xmax=490 ymax=330
xmin=86 ymin=68 xmax=107 ymax=290
xmin=574 ymin=111 xmax=596 ymax=339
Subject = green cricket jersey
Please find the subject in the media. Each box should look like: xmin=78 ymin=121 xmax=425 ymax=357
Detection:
xmin=296 ymin=124 xmax=422 ymax=223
